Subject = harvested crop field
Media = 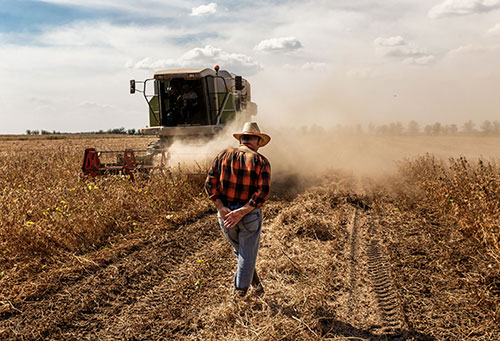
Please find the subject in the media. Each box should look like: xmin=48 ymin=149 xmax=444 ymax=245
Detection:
xmin=0 ymin=135 xmax=499 ymax=340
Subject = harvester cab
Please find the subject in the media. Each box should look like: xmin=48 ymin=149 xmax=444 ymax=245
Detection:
xmin=82 ymin=66 xmax=257 ymax=179
xmin=130 ymin=66 xmax=257 ymax=148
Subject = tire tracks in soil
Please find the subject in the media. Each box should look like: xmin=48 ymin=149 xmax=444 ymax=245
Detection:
xmin=365 ymin=218 xmax=406 ymax=336
xmin=343 ymin=188 xmax=406 ymax=339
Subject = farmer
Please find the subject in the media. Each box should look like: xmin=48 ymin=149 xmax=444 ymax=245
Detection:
xmin=205 ymin=122 xmax=271 ymax=298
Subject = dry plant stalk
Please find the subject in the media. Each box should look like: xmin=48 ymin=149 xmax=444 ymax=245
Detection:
xmin=398 ymin=155 xmax=500 ymax=258
xmin=0 ymin=138 xmax=209 ymax=273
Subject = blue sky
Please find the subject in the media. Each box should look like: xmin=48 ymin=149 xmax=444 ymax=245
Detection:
xmin=1 ymin=0 xmax=500 ymax=133
xmin=0 ymin=0 xmax=105 ymax=35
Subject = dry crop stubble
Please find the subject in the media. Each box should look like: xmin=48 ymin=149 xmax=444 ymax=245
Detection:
xmin=398 ymin=155 xmax=500 ymax=259
xmin=382 ymin=157 xmax=500 ymax=337
xmin=191 ymin=179 xmax=354 ymax=340
xmin=1 ymin=135 xmax=500 ymax=339
xmin=0 ymin=137 xmax=210 ymax=277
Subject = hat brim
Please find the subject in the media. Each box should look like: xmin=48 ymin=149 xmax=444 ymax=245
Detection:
xmin=233 ymin=132 xmax=271 ymax=147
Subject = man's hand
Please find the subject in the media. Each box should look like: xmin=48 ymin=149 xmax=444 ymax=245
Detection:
xmin=224 ymin=209 xmax=245 ymax=229
xmin=223 ymin=204 xmax=255 ymax=229
xmin=218 ymin=206 xmax=231 ymax=220
xmin=214 ymin=199 xmax=231 ymax=219
xmin=214 ymin=200 xmax=255 ymax=228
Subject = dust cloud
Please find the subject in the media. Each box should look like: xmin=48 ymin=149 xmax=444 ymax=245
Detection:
xmin=166 ymin=53 xmax=500 ymax=181
xmin=248 ymin=59 xmax=500 ymax=183
xmin=164 ymin=61 xmax=500 ymax=193
xmin=263 ymin=129 xmax=500 ymax=177
xmin=166 ymin=120 xmax=500 ymax=189
xmin=165 ymin=119 xmax=243 ymax=171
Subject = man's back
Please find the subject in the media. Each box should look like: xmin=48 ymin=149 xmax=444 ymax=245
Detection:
xmin=206 ymin=145 xmax=270 ymax=208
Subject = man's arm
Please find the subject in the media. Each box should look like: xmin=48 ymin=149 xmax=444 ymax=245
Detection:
xmin=205 ymin=155 xmax=221 ymax=201
xmin=205 ymin=154 xmax=232 ymax=219
xmin=248 ymin=160 xmax=271 ymax=208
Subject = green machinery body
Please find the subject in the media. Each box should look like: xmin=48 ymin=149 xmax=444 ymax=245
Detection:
xmin=130 ymin=67 xmax=257 ymax=146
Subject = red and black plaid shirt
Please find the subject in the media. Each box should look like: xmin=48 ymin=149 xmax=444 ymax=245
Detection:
xmin=205 ymin=145 xmax=271 ymax=208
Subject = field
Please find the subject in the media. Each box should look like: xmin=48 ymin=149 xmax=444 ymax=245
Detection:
xmin=0 ymin=135 xmax=499 ymax=340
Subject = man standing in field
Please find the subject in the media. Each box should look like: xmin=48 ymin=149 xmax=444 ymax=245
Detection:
xmin=205 ymin=122 xmax=271 ymax=298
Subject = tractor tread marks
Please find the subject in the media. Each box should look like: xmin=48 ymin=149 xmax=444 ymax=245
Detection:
xmin=366 ymin=237 xmax=404 ymax=335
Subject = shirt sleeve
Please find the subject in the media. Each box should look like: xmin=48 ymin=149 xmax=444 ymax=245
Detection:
xmin=205 ymin=154 xmax=221 ymax=201
xmin=248 ymin=159 xmax=271 ymax=208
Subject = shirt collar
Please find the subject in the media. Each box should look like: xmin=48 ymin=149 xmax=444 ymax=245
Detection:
xmin=239 ymin=144 xmax=257 ymax=152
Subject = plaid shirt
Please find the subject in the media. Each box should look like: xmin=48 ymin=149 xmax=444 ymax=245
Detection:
xmin=205 ymin=145 xmax=271 ymax=208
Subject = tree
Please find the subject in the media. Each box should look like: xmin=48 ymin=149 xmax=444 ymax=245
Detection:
xmin=376 ymin=124 xmax=389 ymax=135
xmin=444 ymin=124 xmax=458 ymax=135
xmin=108 ymin=127 xmax=126 ymax=134
xmin=407 ymin=121 xmax=420 ymax=135
xmin=493 ymin=121 xmax=500 ymax=134
xmin=462 ymin=120 xmax=476 ymax=134
xmin=388 ymin=122 xmax=404 ymax=135
xmin=367 ymin=122 xmax=376 ymax=135
xmin=355 ymin=124 xmax=363 ymax=135
xmin=431 ymin=122 xmax=442 ymax=135
xmin=480 ymin=120 xmax=492 ymax=135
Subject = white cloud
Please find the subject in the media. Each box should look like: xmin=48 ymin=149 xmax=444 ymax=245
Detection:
xmin=190 ymin=3 xmax=217 ymax=16
xmin=403 ymin=55 xmax=436 ymax=65
xmin=345 ymin=67 xmax=381 ymax=79
xmin=128 ymin=57 xmax=177 ymax=70
xmin=78 ymin=101 xmax=114 ymax=110
xmin=254 ymin=37 xmax=303 ymax=53
xmin=129 ymin=45 xmax=262 ymax=75
xmin=373 ymin=36 xmax=406 ymax=47
xmin=487 ymin=22 xmax=500 ymax=35
xmin=38 ymin=22 xmax=111 ymax=47
xmin=374 ymin=36 xmax=435 ymax=64
xmin=301 ymin=62 xmax=328 ymax=70
xmin=29 ymin=97 xmax=55 ymax=112
xmin=428 ymin=0 xmax=500 ymax=19
xmin=448 ymin=43 xmax=500 ymax=55
xmin=36 ymin=21 xmax=185 ymax=51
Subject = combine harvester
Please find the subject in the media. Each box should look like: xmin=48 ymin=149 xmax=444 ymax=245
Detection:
xmin=82 ymin=66 xmax=257 ymax=179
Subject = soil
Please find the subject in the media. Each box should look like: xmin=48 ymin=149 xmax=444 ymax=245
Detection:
xmin=0 ymin=175 xmax=498 ymax=340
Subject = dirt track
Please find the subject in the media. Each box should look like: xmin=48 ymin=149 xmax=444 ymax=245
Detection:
xmin=1 ymin=175 xmax=498 ymax=340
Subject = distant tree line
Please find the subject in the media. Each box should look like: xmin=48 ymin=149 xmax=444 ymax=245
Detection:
xmin=371 ymin=120 xmax=500 ymax=136
xmin=25 ymin=127 xmax=141 ymax=136
xmin=24 ymin=120 xmax=500 ymax=137
xmin=301 ymin=120 xmax=500 ymax=136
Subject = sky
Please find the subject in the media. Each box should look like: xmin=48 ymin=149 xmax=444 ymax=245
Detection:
xmin=0 ymin=0 xmax=500 ymax=134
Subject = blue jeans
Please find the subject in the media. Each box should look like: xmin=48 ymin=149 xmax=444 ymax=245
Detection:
xmin=218 ymin=204 xmax=262 ymax=290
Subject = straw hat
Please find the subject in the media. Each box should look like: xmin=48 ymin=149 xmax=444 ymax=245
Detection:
xmin=233 ymin=122 xmax=271 ymax=147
